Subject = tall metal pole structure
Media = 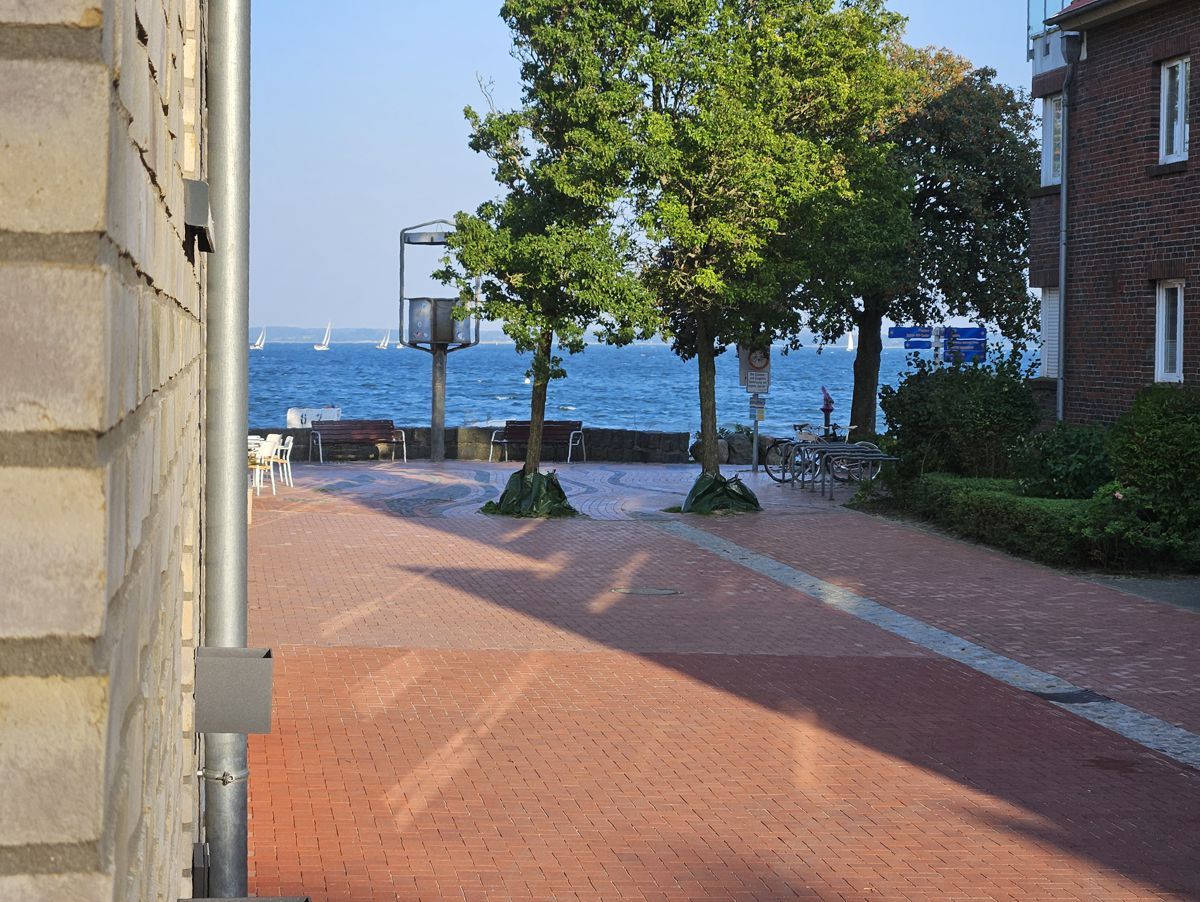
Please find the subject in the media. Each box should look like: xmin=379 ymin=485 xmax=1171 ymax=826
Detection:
xmin=203 ymin=0 xmax=251 ymax=894
xmin=398 ymin=221 xmax=480 ymax=463
xmin=431 ymin=341 xmax=448 ymax=462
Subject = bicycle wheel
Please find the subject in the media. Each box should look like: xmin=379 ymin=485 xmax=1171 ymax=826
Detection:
xmin=829 ymin=455 xmax=855 ymax=482
xmin=763 ymin=440 xmax=794 ymax=482
xmin=853 ymin=442 xmax=883 ymax=481
xmin=790 ymin=443 xmax=820 ymax=482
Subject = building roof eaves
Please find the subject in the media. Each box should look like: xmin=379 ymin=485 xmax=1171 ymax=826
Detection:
xmin=1048 ymin=0 xmax=1170 ymax=29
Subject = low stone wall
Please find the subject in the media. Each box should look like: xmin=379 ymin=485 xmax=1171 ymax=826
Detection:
xmin=251 ymin=425 xmax=693 ymax=464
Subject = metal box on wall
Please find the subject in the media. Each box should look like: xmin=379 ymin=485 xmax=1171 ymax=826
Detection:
xmin=195 ymin=647 xmax=274 ymax=734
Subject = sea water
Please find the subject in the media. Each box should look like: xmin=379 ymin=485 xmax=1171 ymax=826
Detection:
xmin=249 ymin=342 xmax=922 ymax=435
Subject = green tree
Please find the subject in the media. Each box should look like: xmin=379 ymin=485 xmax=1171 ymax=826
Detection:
xmin=793 ymin=56 xmax=1040 ymax=433
xmin=437 ymin=2 xmax=655 ymax=480
xmin=627 ymin=0 xmax=904 ymax=476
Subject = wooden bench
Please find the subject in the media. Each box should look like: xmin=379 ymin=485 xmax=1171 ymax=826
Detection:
xmin=490 ymin=420 xmax=585 ymax=463
xmin=312 ymin=419 xmax=406 ymax=463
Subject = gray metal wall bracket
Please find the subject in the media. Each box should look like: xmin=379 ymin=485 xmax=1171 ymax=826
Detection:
xmin=195 ymin=647 xmax=273 ymax=733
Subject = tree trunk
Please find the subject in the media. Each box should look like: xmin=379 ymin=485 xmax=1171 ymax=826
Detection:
xmin=850 ymin=304 xmax=886 ymax=437
xmin=524 ymin=327 xmax=554 ymax=474
xmin=695 ymin=312 xmax=721 ymax=476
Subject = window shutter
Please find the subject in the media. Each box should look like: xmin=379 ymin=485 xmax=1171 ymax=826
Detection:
xmin=1041 ymin=289 xmax=1061 ymax=378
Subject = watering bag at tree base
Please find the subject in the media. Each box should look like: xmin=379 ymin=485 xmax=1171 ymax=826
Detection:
xmin=481 ymin=469 xmax=578 ymax=518
xmin=681 ymin=473 xmax=762 ymax=514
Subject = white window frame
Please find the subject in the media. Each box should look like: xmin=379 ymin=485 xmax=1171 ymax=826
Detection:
xmin=1160 ymin=56 xmax=1190 ymax=164
xmin=1155 ymin=280 xmax=1185 ymax=383
xmin=1041 ymin=94 xmax=1063 ymax=186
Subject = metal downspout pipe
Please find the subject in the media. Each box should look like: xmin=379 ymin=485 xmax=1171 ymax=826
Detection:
xmin=203 ymin=0 xmax=252 ymax=895
xmin=1057 ymin=32 xmax=1083 ymax=422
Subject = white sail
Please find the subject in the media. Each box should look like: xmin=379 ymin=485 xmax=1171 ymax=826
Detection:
xmin=846 ymin=331 xmax=855 ymax=352
xmin=251 ymin=328 xmax=266 ymax=350
xmin=376 ymin=329 xmax=390 ymax=349
xmin=314 ymin=322 xmax=331 ymax=351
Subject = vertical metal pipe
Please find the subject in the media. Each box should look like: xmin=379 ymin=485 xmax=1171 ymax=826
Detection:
xmin=1057 ymin=33 xmax=1082 ymax=423
xmin=431 ymin=346 xmax=447 ymax=462
xmin=751 ymin=407 xmax=760 ymax=473
xmin=1057 ymin=87 xmax=1070 ymax=422
xmin=203 ymin=0 xmax=251 ymax=895
xmin=398 ymin=237 xmax=406 ymax=341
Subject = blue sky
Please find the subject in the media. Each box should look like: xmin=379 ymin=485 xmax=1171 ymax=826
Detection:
xmin=250 ymin=1 xmax=1031 ymax=328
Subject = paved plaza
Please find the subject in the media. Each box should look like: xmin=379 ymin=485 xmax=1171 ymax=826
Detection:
xmin=247 ymin=461 xmax=1200 ymax=900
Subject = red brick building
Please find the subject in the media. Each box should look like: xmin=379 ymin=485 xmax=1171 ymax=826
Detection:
xmin=1028 ymin=0 xmax=1197 ymax=423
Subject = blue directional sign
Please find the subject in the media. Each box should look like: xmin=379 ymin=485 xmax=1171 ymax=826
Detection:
xmin=947 ymin=349 xmax=985 ymax=363
xmin=944 ymin=338 xmax=987 ymax=350
xmin=903 ymin=340 xmax=932 ymax=350
xmin=889 ymin=326 xmax=933 ymax=339
xmin=944 ymin=327 xmax=987 ymax=340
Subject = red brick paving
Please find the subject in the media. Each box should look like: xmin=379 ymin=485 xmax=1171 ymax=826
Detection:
xmin=248 ymin=463 xmax=1200 ymax=900
xmin=696 ymin=502 xmax=1200 ymax=734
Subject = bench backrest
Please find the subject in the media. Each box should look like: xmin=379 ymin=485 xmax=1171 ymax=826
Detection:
xmin=503 ymin=420 xmax=582 ymax=443
xmin=314 ymin=419 xmax=397 ymax=442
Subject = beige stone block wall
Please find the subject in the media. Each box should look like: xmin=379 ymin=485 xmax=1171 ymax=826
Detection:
xmin=0 ymin=0 xmax=206 ymax=899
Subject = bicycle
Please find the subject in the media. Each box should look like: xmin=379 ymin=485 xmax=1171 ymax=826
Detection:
xmin=763 ymin=422 xmax=853 ymax=483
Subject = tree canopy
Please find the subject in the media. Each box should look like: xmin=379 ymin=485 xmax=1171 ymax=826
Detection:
xmin=437 ymin=1 xmax=655 ymax=477
xmin=791 ymin=52 xmax=1040 ymax=432
xmin=624 ymin=0 xmax=907 ymax=475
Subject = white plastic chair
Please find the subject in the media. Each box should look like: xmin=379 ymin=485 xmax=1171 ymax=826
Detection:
xmin=252 ymin=435 xmax=280 ymax=495
xmin=273 ymin=435 xmax=294 ymax=487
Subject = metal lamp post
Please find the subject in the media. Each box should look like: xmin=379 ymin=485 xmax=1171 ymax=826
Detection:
xmin=397 ymin=220 xmax=480 ymax=462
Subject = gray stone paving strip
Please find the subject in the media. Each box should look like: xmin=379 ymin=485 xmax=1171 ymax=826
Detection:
xmin=658 ymin=519 xmax=1200 ymax=770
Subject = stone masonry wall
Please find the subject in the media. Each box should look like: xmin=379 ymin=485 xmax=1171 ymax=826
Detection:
xmin=251 ymin=425 xmax=695 ymax=465
xmin=0 ymin=1 xmax=206 ymax=900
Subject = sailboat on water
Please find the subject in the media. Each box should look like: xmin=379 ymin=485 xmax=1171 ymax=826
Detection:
xmin=314 ymin=322 xmax=332 ymax=351
xmin=250 ymin=328 xmax=266 ymax=351
xmin=376 ymin=329 xmax=390 ymax=350
xmin=845 ymin=331 xmax=855 ymax=352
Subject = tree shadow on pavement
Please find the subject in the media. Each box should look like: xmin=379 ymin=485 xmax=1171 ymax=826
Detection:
xmin=249 ymin=481 xmax=1200 ymax=898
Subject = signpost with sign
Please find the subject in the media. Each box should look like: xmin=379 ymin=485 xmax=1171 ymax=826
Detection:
xmin=888 ymin=325 xmax=933 ymax=339
xmin=943 ymin=327 xmax=988 ymax=364
xmin=890 ymin=324 xmax=989 ymax=363
xmin=738 ymin=345 xmax=771 ymax=471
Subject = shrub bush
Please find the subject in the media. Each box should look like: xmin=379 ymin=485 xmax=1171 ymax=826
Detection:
xmin=903 ymin=473 xmax=1093 ymax=566
xmin=880 ymin=351 xmax=1040 ymax=478
xmin=1085 ymin=482 xmax=1199 ymax=569
xmin=1084 ymin=385 xmax=1200 ymax=568
xmin=1016 ymin=423 xmax=1111 ymax=499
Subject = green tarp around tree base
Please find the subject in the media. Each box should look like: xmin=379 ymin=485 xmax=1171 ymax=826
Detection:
xmin=481 ymin=469 xmax=578 ymax=518
xmin=681 ymin=472 xmax=763 ymax=514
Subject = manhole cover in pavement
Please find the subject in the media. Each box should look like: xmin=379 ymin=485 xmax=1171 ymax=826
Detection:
xmin=610 ymin=587 xmax=682 ymax=596
xmin=1029 ymin=688 xmax=1111 ymax=704
xmin=1081 ymin=756 xmax=1142 ymax=774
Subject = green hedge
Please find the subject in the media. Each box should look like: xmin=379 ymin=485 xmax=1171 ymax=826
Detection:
xmin=1091 ymin=384 xmax=1200 ymax=568
xmin=901 ymin=473 xmax=1093 ymax=566
xmin=879 ymin=352 xmax=1039 ymax=478
xmin=1016 ymin=422 xmax=1111 ymax=499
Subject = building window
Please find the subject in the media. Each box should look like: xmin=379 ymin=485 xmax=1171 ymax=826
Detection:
xmin=1160 ymin=56 xmax=1190 ymax=163
xmin=1040 ymin=288 xmax=1061 ymax=378
xmin=1156 ymin=281 xmax=1184 ymax=382
xmin=1042 ymin=94 xmax=1063 ymax=185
